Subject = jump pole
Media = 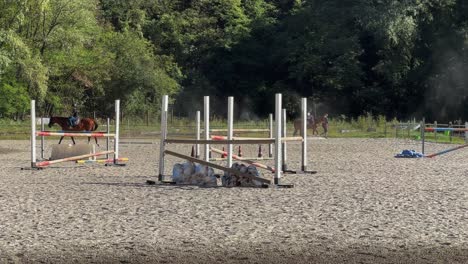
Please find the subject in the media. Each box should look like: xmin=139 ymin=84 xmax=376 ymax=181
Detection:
xmin=269 ymin=114 xmax=273 ymax=158
xmin=196 ymin=110 xmax=201 ymax=158
xmin=37 ymin=131 xmax=116 ymax=137
xmin=274 ymin=93 xmax=282 ymax=185
xmin=227 ymin=97 xmax=234 ymax=168
xmin=35 ymin=150 xmax=114 ymax=167
xmin=210 ymin=129 xmax=269 ymax=132
xmin=204 ymin=96 xmax=210 ymax=162
xmin=77 ymin=157 xmax=128 ymax=164
xmin=425 ymin=127 xmax=468 ymax=132
xmin=211 ymin=147 xmax=275 ymax=172
xmin=211 ymin=135 xmax=302 ymax=142
xmin=158 ymin=95 xmax=168 ymax=181
xmin=425 ymin=144 xmax=468 ymax=158
xmin=31 ymin=100 xmax=36 ymax=168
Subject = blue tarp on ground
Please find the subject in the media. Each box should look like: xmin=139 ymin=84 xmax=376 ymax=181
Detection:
xmin=395 ymin=149 xmax=424 ymax=158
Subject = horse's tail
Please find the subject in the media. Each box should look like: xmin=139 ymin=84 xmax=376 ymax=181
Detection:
xmin=93 ymin=122 xmax=99 ymax=131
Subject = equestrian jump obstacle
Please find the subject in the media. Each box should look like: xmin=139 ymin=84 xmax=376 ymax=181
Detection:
xmin=30 ymin=100 xmax=125 ymax=168
xmin=420 ymin=120 xmax=468 ymax=158
xmin=157 ymin=94 xmax=315 ymax=187
xmin=192 ymin=111 xmax=274 ymax=160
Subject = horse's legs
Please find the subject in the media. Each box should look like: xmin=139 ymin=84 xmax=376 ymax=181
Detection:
xmin=88 ymin=136 xmax=99 ymax=147
xmin=71 ymin=137 xmax=76 ymax=145
xmin=58 ymin=136 xmax=64 ymax=144
xmin=313 ymin=127 xmax=317 ymax=135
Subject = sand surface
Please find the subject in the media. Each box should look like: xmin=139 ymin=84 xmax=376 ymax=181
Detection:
xmin=0 ymin=138 xmax=467 ymax=263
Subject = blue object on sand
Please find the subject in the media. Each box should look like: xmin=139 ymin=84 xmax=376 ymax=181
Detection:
xmin=395 ymin=149 xmax=424 ymax=158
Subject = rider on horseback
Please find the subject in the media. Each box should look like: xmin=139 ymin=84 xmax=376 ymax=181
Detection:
xmin=307 ymin=112 xmax=315 ymax=124
xmin=69 ymin=103 xmax=79 ymax=127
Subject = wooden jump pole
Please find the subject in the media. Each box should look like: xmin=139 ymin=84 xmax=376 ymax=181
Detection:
xmin=210 ymin=135 xmax=302 ymax=142
xmin=301 ymin=97 xmax=307 ymax=172
xmin=269 ymin=113 xmax=273 ymax=158
xmin=77 ymin=157 xmax=128 ymax=164
xmin=210 ymin=157 xmax=273 ymax=161
xmin=31 ymin=100 xmax=36 ymax=168
xmin=211 ymin=147 xmax=275 ymax=172
xmin=37 ymin=131 xmax=116 ymax=137
xmin=227 ymin=96 xmax=234 ymax=168
xmin=166 ymin=139 xmax=275 ymax=144
xmin=425 ymin=144 xmax=468 ymax=158
xmin=425 ymin=127 xmax=468 ymax=132
xmin=158 ymin=95 xmax=169 ymax=181
xmin=164 ymin=150 xmax=271 ymax=184
xmin=274 ymin=93 xmax=282 ymax=184
xmin=196 ymin=110 xmax=201 ymax=158
xmin=35 ymin=150 xmax=114 ymax=167
xmin=204 ymin=96 xmax=210 ymax=162
xmin=210 ymin=129 xmax=270 ymax=132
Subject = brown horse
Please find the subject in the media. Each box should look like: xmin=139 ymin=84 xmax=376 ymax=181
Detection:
xmin=293 ymin=115 xmax=321 ymax=136
xmin=48 ymin=117 xmax=100 ymax=145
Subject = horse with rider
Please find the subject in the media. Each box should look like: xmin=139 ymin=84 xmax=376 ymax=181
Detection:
xmin=293 ymin=113 xmax=329 ymax=138
xmin=48 ymin=102 xmax=100 ymax=145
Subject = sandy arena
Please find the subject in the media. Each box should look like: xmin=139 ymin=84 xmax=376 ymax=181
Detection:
xmin=0 ymin=138 xmax=467 ymax=263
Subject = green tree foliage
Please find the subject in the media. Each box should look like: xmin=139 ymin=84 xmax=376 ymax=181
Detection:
xmin=0 ymin=0 xmax=467 ymax=121
xmin=0 ymin=77 xmax=30 ymax=119
xmin=101 ymin=31 xmax=180 ymax=116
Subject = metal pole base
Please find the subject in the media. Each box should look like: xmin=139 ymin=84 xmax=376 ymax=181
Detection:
xmin=158 ymin=174 xmax=164 ymax=182
xmin=147 ymin=179 xmax=176 ymax=185
xmin=282 ymin=164 xmax=297 ymax=174
xmin=301 ymin=166 xmax=318 ymax=174
xmin=105 ymin=163 xmax=126 ymax=167
xmin=276 ymin=184 xmax=294 ymax=188
xmin=21 ymin=166 xmax=44 ymax=171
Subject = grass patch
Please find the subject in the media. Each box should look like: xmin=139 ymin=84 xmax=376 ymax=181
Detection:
xmin=0 ymin=116 xmax=465 ymax=145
